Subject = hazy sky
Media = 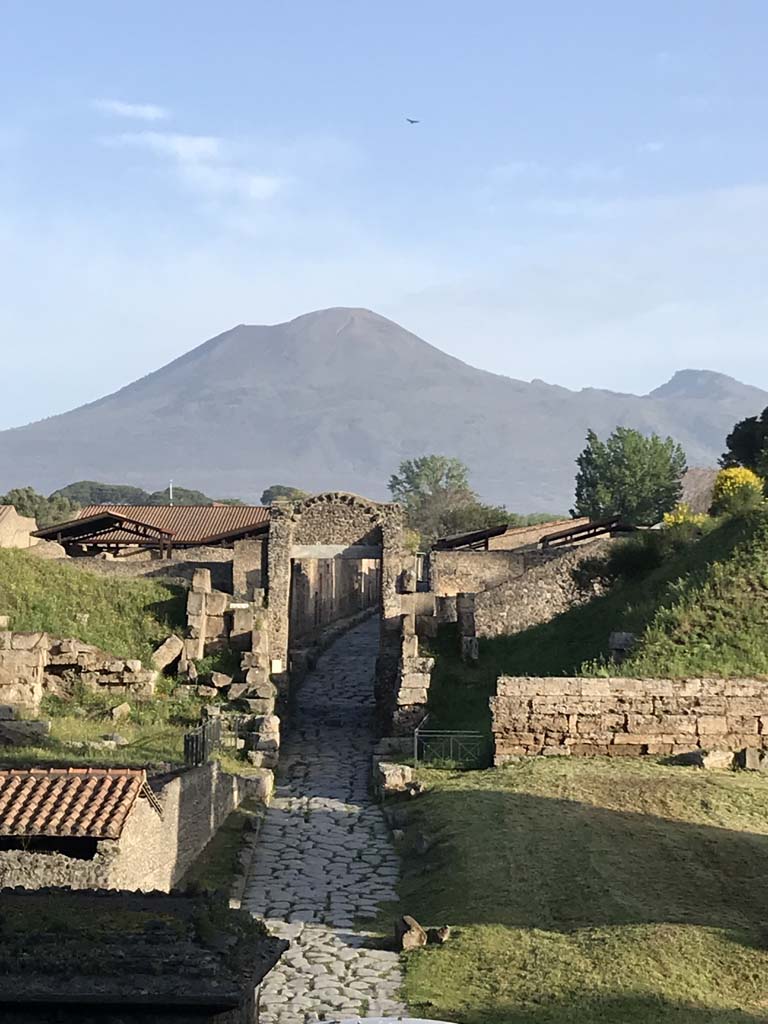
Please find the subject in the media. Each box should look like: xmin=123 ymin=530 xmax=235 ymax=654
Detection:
xmin=2 ymin=1 xmax=767 ymax=429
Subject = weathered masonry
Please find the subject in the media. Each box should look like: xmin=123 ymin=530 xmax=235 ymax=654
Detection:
xmin=491 ymin=675 xmax=768 ymax=763
xmin=267 ymin=492 xmax=406 ymax=693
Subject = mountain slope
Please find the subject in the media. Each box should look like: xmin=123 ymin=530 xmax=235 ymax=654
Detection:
xmin=1 ymin=307 xmax=765 ymax=509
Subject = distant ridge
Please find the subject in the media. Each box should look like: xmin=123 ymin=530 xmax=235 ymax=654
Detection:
xmin=0 ymin=307 xmax=764 ymax=509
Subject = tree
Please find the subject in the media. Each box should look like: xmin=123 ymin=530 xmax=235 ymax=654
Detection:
xmin=572 ymin=428 xmax=687 ymax=526
xmin=721 ymin=407 xmax=768 ymax=478
xmin=388 ymin=454 xmax=509 ymax=545
xmin=51 ymin=480 xmax=151 ymax=505
xmin=710 ymin=467 xmax=765 ymax=516
xmin=260 ymin=485 xmax=310 ymax=505
xmin=0 ymin=486 xmax=79 ymax=528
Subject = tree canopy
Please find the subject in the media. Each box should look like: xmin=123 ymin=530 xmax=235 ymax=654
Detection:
xmin=721 ymin=407 xmax=768 ymax=476
xmin=572 ymin=428 xmax=687 ymax=526
xmin=0 ymin=487 xmax=79 ymax=529
xmin=388 ymin=454 xmax=511 ymax=546
xmin=260 ymin=484 xmax=310 ymax=505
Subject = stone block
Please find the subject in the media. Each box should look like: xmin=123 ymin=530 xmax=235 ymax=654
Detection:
xmin=246 ymin=750 xmax=278 ymax=769
xmin=606 ymin=743 xmax=646 ymax=757
xmin=124 ymin=659 xmax=143 ymax=674
xmin=699 ymin=749 xmax=734 ymax=770
xmin=11 ymin=633 xmax=48 ymax=651
xmin=206 ymin=591 xmax=229 ymax=616
xmin=197 ymin=685 xmax=218 ymax=699
xmin=416 ymin=615 xmax=438 ymax=639
xmin=227 ymin=682 xmax=249 ymax=700
xmin=376 ymin=761 xmax=414 ymax=796
xmin=245 ymin=767 xmax=275 ymax=803
xmin=211 ymin=672 xmax=233 ymax=690
xmin=234 ymin=697 xmax=275 ymax=716
xmin=396 ymin=687 xmax=429 ymax=706
xmin=191 ymin=568 xmax=212 ymax=593
xmin=151 ymin=635 xmax=184 ymax=671
xmin=186 ymin=591 xmax=206 ymax=617
xmin=0 ymin=631 xmax=12 ymax=650
xmin=401 ymin=634 xmax=419 ymax=658
xmin=110 ymin=702 xmax=131 ymax=721
xmin=204 ymin=614 xmax=227 ymax=640
xmin=244 ymin=676 xmax=277 ymax=700
xmin=696 ymin=716 xmax=728 ymax=735
xmin=0 ymin=616 xmax=8 ymax=629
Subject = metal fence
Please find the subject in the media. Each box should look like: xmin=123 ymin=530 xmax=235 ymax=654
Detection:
xmin=413 ymin=716 xmax=486 ymax=768
xmin=183 ymin=717 xmax=223 ymax=767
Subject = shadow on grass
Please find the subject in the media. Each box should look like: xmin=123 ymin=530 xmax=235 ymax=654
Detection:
xmin=409 ymin=992 xmax=768 ymax=1024
xmin=398 ymin=787 xmax=768 ymax=944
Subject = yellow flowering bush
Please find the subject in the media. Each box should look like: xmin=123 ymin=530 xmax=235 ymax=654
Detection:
xmin=663 ymin=503 xmax=707 ymax=528
xmin=710 ymin=467 xmax=765 ymax=516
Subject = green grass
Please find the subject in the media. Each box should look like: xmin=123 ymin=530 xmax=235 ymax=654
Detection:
xmin=0 ymin=548 xmax=185 ymax=664
xmin=0 ymin=685 xmax=209 ymax=769
xmin=423 ymin=513 xmax=768 ymax=741
xmin=395 ymin=758 xmax=768 ymax=1024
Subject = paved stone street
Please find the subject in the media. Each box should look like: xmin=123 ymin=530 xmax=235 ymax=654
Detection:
xmin=242 ymin=619 xmax=407 ymax=1023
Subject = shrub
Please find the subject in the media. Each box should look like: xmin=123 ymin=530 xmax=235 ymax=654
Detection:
xmin=663 ymin=503 xmax=707 ymax=528
xmin=710 ymin=467 xmax=764 ymax=516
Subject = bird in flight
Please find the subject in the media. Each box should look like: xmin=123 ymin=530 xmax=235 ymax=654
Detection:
xmin=406 ymin=117 xmax=420 ymax=124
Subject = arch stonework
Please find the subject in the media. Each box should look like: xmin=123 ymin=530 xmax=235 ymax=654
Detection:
xmin=266 ymin=492 xmax=406 ymax=713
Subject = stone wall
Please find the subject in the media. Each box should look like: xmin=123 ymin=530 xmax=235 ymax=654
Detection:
xmin=66 ymin=547 xmax=234 ymax=591
xmin=0 ymin=505 xmax=39 ymax=549
xmin=288 ymin=556 xmax=380 ymax=643
xmin=232 ymin=538 xmax=266 ymax=599
xmin=471 ymin=543 xmax=608 ymax=639
xmin=0 ymin=631 xmax=156 ymax=712
xmin=389 ymin=615 xmax=434 ymax=734
xmin=491 ymin=675 xmax=768 ymax=764
xmin=429 ymin=549 xmax=528 ymax=597
xmin=266 ymin=493 xmax=406 ymax=700
xmin=0 ymin=762 xmax=259 ymax=892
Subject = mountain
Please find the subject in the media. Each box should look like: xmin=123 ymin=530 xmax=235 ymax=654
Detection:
xmin=1 ymin=307 xmax=765 ymax=511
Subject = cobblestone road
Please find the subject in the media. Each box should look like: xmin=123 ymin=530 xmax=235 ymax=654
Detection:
xmin=242 ymin=619 xmax=406 ymax=1023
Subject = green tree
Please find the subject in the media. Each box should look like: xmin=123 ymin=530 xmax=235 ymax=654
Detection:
xmin=388 ymin=454 xmax=509 ymax=545
xmin=572 ymin=428 xmax=687 ymax=526
xmin=147 ymin=487 xmax=213 ymax=506
xmin=0 ymin=487 xmax=79 ymax=528
xmin=721 ymin=407 xmax=768 ymax=478
xmin=51 ymin=480 xmax=151 ymax=505
xmin=260 ymin=484 xmax=310 ymax=505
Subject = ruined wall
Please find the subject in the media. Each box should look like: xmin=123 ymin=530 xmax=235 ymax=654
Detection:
xmin=267 ymin=493 xmax=405 ymax=674
xmin=429 ymin=549 xmax=527 ymax=597
xmin=232 ymin=538 xmax=266 ymax=599
xmin=390 ymin=614 xmax=434 ymax=734
xmin=0 ymin=763 xmax=259 ymax=892
xmin=288 ymin=556 xmax=380 ymax=643
xmin=0 ymin=632 xmax=156 ymax=712
xmin=0 ymin=506 xmax=39 ymax=549
xmin=472 ymin=544 xmax=608 ymax=639
xmin=491 ymin=675 xmax=768 ymax=764
xmin=65 ymin=548 xmax=233 ymax=591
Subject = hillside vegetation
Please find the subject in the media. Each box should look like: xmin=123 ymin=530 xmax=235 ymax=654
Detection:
xmin=426 ymin=511 xmax=768 ymax=740
xmin=395 ymin=758 xmax=768 ymax=1024
xmin=0 ymin=549 xmax=185 ymax=664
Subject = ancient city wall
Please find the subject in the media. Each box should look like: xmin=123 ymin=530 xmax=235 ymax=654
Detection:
xmin=0 ymin=762 xmax=261 ymax=892
xmin=491 ymin=675 xmax=768 ymax=764
xmin=429 ymin=549 xmax=527 ymax=597
xmin=471 ymin=544 xmax=608 ymax=639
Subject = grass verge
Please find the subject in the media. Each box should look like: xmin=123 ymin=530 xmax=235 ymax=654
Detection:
xmin=0 ymin=548 xmax=185 ymax=664
xmin=394 ymin=757 xmax=768 ymax=1024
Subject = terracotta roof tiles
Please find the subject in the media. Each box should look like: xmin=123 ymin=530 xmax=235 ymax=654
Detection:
xmin=75 ymin=504 xmax=270 ymax=545
xmin=0 ymin=767 xmax=155 ymax=839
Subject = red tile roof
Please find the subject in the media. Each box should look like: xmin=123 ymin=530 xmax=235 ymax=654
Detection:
xmin=76 ymin=504 xmax=270 ymax=545
xmin=0 ymin=767 xmax=156 ymax=839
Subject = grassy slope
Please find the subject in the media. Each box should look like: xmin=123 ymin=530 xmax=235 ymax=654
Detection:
xmin=397 ymin=759 xmax=768 ymax=1024
xmin=0 ymin=548 xmax=185 ymax=664
xmin=424 ymin=512 xmax=768 ymax=738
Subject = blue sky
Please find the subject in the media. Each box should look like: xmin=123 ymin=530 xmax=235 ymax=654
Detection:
xmin=1 ymin=1 xmax=767 ymax=428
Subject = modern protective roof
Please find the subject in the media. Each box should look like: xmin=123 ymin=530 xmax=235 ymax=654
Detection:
xmin=34 ymin=503 xmax=270 ymax=547
xmin=0 ymin=767 xmax=158 ymax=839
